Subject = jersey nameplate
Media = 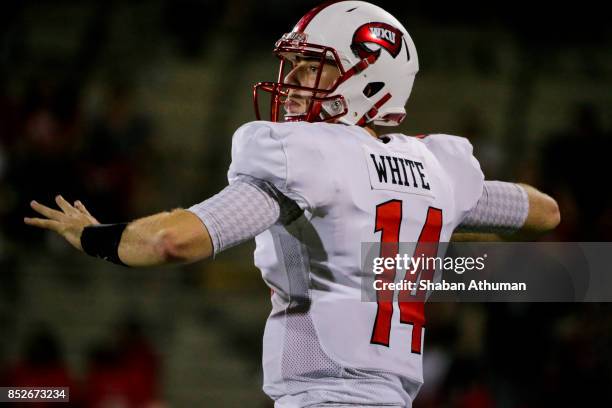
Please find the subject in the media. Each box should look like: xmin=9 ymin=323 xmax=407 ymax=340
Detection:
xmin=362 ymin=145 xmax=435 ymax=197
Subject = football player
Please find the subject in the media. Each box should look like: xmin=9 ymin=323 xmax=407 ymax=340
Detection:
xmin=25 ymin=1 xmax=559 ymax=407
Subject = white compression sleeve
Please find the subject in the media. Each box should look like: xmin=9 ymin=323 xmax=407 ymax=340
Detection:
xmin=187 ymin=176 xmax=302 ymax=255
xmin=457 ymin=181 xmax=529 ymax=234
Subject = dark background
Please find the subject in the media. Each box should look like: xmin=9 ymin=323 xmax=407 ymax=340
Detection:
xmin=1 ymin=0 xmax=611 ymax=406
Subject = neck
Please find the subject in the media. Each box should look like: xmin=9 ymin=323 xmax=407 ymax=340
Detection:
xmin=364 ymin=126 xmax=378 ymax=139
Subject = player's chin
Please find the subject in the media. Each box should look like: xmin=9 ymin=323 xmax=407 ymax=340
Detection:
xmin=282 ymin=113 xmax=308 ymax=122
xmin=283 ymin=106 xmax=308 ymax=122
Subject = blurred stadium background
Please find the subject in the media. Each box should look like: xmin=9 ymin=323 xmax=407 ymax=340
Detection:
xmin=1 ymin=0 xmax=611 ymax=406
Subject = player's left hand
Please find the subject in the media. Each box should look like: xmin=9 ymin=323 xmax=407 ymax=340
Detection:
xmin=24 ymin=195 xmax=100 ymax=251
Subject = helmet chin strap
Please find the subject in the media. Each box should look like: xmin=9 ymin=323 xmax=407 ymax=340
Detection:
xmin=320 ymin=53 xmax=381 ymax=126
xmin=356 ymin=92 xmax=392 ymax=127
xmin=320 ymin=97 xmax=346 ymax=118
xmin=336 ymin=54 xmax=379 ymax=87
xmin=283 ymin=95 xmax=348 ymax=123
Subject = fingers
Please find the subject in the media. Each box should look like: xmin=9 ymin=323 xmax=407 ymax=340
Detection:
xmin=24 ymin=217 xmax=61 ymax=231
xmin=55 ymin=195 xmax=78 ymax=215
xmin=30 ymin=200 xmax=65 ymax=220
xmin=75 ymin=200 xmax=91 ymax=216
xmin=27 ymin=195 xmax=98 ymax=230
xmin=74 ymin=200 xmax=99 ymax=224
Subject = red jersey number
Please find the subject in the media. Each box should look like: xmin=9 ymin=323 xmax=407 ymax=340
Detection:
xmin=371 ymin=200 xmax=442 ymax=354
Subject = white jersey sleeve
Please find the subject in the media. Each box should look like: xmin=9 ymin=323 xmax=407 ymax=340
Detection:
xmin=227 ymin=121 xmax=332 ymax=212
xmin=420 ymin=134 xmax=485 ymax=226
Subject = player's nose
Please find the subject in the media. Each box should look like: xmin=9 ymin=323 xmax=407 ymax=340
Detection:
xmin=284 ymin=65 xmax=303 ymax=86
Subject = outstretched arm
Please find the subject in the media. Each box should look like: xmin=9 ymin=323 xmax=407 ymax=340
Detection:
xmin=24 ymin=178 xmax=290 ymax=267
xmin=24 ymin=196 xmax=213 ymax=266
xmin=452 ymin=182 xmax=560 ymax=242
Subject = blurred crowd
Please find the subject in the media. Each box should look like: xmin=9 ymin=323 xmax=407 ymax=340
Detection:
xmin=539 ymin=104 xmax=612 ymax=241
xmin=1 ymin=1 xmax=611 ymax=407
xmin=0 ymin=319 xmax=160 ymax=408
xmin=1 ymin=78 xmax=154 ymax=242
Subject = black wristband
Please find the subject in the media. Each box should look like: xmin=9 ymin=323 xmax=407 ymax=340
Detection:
xmin=81 ymin=223 xmax=129 ymax=266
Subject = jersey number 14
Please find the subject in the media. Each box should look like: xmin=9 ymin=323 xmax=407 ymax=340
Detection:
xmin=371 ymin=200 xmax=442 ymax=354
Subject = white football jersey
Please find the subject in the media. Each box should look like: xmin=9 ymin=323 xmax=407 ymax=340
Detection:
xmin=227 ymin=121 xmax=484 ymax=407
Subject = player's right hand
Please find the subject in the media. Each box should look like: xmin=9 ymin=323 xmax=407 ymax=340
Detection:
xmin=24 ymin=195 xmax=100 ymax=251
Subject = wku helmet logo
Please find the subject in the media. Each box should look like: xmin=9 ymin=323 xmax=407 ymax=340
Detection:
xmin=351 ymin=22 xmax=404 ymax=59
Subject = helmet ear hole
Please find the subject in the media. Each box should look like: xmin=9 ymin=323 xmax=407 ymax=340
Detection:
xmin=362 ymin=82 xmax=385 ymax=98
